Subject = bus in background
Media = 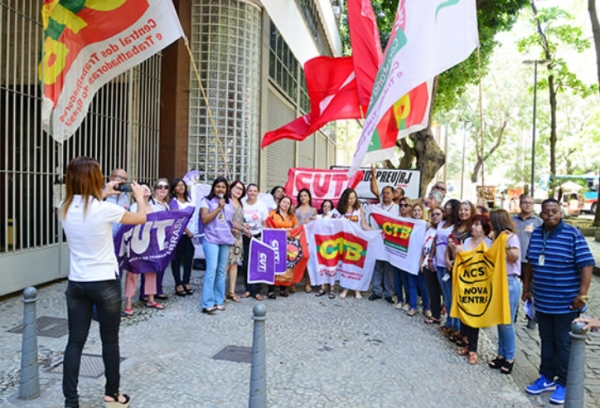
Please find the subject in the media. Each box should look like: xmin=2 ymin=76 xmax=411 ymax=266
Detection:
xmin=550 ymin=174 xmax=598 ymax=213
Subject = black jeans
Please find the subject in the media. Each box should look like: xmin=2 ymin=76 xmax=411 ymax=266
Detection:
xmin=241 ymin=234 xmax=261 ymax=296
xmin=63 ymin=279 xmax=122 ymax=407
xmin=424 ymin=267 xmax=442 ymax=319
xmin=463 ymin=324 xmax=479 ymax=353
xmin=171 ymin=235 xmax=194 ymax=287
xmin=537 ymin=310 xmax=579 ymax=386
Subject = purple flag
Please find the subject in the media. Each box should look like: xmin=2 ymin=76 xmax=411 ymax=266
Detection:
xmin=248 ymin=238 xmax=275 ymax=284
xmin=262 ymin=228 xmax=287 ymax=274
xmin=114 ymin=207 xmax=194 ymax=274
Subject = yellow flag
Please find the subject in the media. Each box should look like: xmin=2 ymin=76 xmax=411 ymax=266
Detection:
xmin=450 ymin=234 xmax=511 ymax=328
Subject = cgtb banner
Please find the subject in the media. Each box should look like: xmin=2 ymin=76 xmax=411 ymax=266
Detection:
xmin=248 ymin=238 xmax=276 ymax=284
xmin=305 ymin=219 xmax=385 ymax=291
xmin=450 ymin=234 xmax=511 ymax=328
xmin=114 ymin=207 xmax=194 ymax=274
xmin=262 ymin=229 xmax=287 ymax=274
xmin=367 ymin=206 xmax=426 ymax=275
xmin=41 ymin=0 xmax=184 ymax=142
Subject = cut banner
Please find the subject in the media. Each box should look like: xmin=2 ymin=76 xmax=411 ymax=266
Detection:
xmin=262 ymin=229 xmax=287 ymax=274
xmin=366 ymin=206 xmax=427 ymax=275
xmin=450 ymin=234 xmax=511 ymax=328
xmin=248 ymin=238 xmax=276 ymax=284
xmin=305 ymin=219 xmax=385 ymax=291
xmin=41 ymin=0 xmax=184 ymax=142
xmin=349 ymin=0 xmax=479 ymax=175
xmin=114 ymin=206 xmax=194 ymax=274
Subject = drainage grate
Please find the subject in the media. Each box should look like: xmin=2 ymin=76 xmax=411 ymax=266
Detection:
xmin=7 ymin=316 xmax=69 ymax=338
xmin=212 ymin=345 xmax=253 ymax=364
xmin=46 ymin=354 xmax=126 ymax=379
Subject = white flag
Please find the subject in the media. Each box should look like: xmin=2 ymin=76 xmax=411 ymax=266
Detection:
xmin=349 ymin=0 xmax=479 ymax=176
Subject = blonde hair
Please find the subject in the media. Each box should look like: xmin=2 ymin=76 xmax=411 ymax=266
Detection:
xmin=60 ymin=157 xmax=104 ymax=220
xmin=410 ymin=203 xmax=426 ymax=220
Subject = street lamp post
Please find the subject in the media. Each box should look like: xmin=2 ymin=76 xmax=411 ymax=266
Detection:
xmin=523 ymin=59 xmax=550 ymax=198
xmin=460 ymin=119 xmax=468 ymax=200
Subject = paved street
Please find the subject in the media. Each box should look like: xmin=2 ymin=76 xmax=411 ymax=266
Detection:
xmin=2 ymin=246 xmax=600 ymax=407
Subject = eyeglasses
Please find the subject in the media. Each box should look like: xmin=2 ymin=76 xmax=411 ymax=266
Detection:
xmin=111 ymin=174 xmax=127 ymax=181
xmin=156 ymin=185 xmax=169 ymax=190
xmin=431 ymin=213 xmax=443 ymax=217
xmin=399 ymin=204 xmax=410 ymax=208
xmin=435 ymin=185 xmax=446 ymax=191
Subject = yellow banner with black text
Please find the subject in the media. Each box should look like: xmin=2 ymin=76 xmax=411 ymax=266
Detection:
xmin=450 ymin=234 xmax=511 ymax=328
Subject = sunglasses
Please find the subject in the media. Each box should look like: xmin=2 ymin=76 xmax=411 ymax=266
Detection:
xmin=432 ymin=212 xmax=443 ymax=217
xmin=435 ymin=186 xmax=446 ymax=191
xmin=399 ymin=204 xmax=410 ymax=208
xmin=156 ymin=185 xmax=169 ymax=190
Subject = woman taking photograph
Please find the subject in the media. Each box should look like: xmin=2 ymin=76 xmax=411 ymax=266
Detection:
xmin=240 ymin=183 xmax=269 ymax=301
xmin=266 ymin=196 xmax=298 ymax=299
xmin=454 ymin=214 xmax=493 ymax=365
xmin=169 ymin=178 xmax=196 ymax=297
xmin=487 ymin=209 xmax=521 ymax=374
xmin=332 ymin=188 xmax=370 ymax=299
xmin=139 ymin=178 xmax=171 ymax=302
xmin=225 ymin=180 xmax=251 ymax=302
xmin=60 ymin=156 xmax=147 ymax=408
xmin=405 ymin=203 xmax=430 ymax=317
xmin=200 ymin=177 xmax=236 ymax=313
xmin=123 ymin=183 xmax=164 ymax=316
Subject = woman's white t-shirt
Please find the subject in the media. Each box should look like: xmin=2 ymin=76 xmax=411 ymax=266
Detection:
xmin=61 ymin=196 xmax=126 ymax=282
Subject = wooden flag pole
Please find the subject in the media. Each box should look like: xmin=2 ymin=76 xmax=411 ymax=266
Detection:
xmin=183 ymin=39 xmax=231 ymax=180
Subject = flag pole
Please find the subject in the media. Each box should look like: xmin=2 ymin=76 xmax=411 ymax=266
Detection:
xmin=477 ymin=47 xmax=485 ymax=203
xmin=183 ymin=39 xmax=231 ymax=180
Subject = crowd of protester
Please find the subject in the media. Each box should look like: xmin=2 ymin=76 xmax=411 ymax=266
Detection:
xmin=58 ymin=157 xmax=595 ymax=407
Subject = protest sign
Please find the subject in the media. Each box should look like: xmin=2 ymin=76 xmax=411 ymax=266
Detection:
xmin=262 ymin=229 xmax=287 ymax=274
xmin=114 ymin=206 xmax=194 ymax=274
xmin=248 ymin=238 xmax=276 ymax=284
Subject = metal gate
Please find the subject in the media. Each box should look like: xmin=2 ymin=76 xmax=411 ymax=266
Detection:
xmin=0 ymin=0 xmax=162 ymax=296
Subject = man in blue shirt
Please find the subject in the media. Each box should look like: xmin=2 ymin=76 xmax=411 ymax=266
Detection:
xmin=522 ymin=198 xmax=594 ymax=405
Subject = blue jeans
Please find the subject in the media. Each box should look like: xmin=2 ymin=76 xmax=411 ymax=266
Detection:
xmin=392 ymin=267 xmax=410 ymax=304
xmin=536 ymin=310 xmax=580 ymax=386
xmin=372 ymin=260 xmax=394 ymax=297
xmin=436 ymin=266 xmax=460 ymax=331
xmin=408 ymin=272 xmax=430 ymax=311
xmin=496 ymin=275 xmax=521 ymax=360
xmin=63 ymin=279 xmax=122 ymax=407
xmin=201 ymin=241 xmax=231 ymax=308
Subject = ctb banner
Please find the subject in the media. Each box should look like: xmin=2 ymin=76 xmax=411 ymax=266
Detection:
xmin=114 ymin=207 xmax=194 ymax=274
xmin=450 ymin=234 xmax=511 ymax=328
xmin=367 ymin=206 xmax=426 ymax=275
xmin=305 ymin=219 xmax=385 ymax=291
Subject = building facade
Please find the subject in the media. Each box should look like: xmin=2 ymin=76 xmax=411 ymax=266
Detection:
xmin=0 ymin=0 xmax=341 ymax=295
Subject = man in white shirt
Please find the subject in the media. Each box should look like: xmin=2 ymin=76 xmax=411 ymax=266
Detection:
xmin=369 ymin=186 xmax=398 ymax=303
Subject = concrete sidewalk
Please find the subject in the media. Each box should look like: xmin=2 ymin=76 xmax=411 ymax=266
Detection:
xmin=0 ymin=269 xmax=538 ymax=408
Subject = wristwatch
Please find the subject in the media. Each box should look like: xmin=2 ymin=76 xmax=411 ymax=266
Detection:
xmin=577 ymin=295 xmax=589 ymax=303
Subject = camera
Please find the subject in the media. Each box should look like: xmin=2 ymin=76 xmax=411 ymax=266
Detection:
xmin=115 ymin=183 xmax=132 ymax=193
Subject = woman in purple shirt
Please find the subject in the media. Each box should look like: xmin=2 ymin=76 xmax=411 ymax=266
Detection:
xmin=200 ymin=177 xmax=236 ymax=314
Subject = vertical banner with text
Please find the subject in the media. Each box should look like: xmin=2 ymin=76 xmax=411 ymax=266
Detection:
xmin=248 ymin=238 xmax=276 ymax=284
xmin=41 ymin=0 xmax=185 ymax=142
xmin=262 ymin=229 xmax=287 ymax=274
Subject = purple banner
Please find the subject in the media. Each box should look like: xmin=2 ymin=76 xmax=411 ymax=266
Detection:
xmin=114 ymin=207 xmax=194 ymax=274
xmin=262 ymin=229 xmax=287 ymax=274
xmin=248 ymin=238 xmax=275 ymax=284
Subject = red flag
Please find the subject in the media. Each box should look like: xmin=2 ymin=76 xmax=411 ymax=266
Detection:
xmin=348 ymin=0 xmax=383 ymax=107
xmin=262 ymin=56 xmax=362 ymax=148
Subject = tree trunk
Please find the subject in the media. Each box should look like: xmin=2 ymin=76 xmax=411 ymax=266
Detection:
xmin=548 ymin=75 xmax=558 ymax=193
xmin=410 ymin=128 xmax=446 ymax=196
xmin=397 ymin=138 xmax=416 ymax=169
xmin=588 ymin=0 xmax=600 ymax=226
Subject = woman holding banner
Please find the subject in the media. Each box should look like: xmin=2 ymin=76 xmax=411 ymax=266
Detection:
xmin=266 ymin=196 xmax=298 ymax=298
xmin=169 ymin=178 xmax=196 ymax=297
xmin=392 ymin=197 xmax=413 ymax=310
xmin=333 ymin=188 xmax=370 ymax=299
xmin=200 ymin=177 xmax=236 ymax=313
xmin=123 ymin=183 xmax=164 ymax=316
xmin=405 ymin=204 xmax=430 ymax=317
xmin=454 ymin=214 xmax=493 ymax=365
xmin=295 ymin=188 xmax=318 ymax=293
xmin=139 ymin=178 xmax=171 ymax=302
xmin=226 ymin=180 xmax=251 ymax=302
xmin=60 ymin=156 xmax=147 ymax=408
xmin=487 ymin=209 xmax=521 ymax=374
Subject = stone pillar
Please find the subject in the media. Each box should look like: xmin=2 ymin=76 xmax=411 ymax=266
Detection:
xmin=19 ymin=287 xmax=39 ymax=400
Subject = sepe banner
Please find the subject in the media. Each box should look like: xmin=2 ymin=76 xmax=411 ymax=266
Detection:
xmin=304 ymin=219 xmax=385 ymax=291
xmin=262 ymin=229 xmax=287 ymax=274
xmin=248 ymin=238 xmax=276 ymax=284
xmin=450 ymin=234 xmax=511 ymax=328
xmin=283 ymin=168 xmax=362 ymax=208
xmin=114 ymin=206 xmax=194 ymax=274
xmin=367 ymin=206 xmax=426 ymax=275
xmin=331 ymin=166 xmax=421 ymax=201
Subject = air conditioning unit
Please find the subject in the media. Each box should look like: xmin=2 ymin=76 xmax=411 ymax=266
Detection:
xmin=333 ymin=5 xmax=341 ymax=17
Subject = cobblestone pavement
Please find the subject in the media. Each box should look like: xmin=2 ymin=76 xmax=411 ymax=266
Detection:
xmin=2 ymin=250 xmax=600 ymax=407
